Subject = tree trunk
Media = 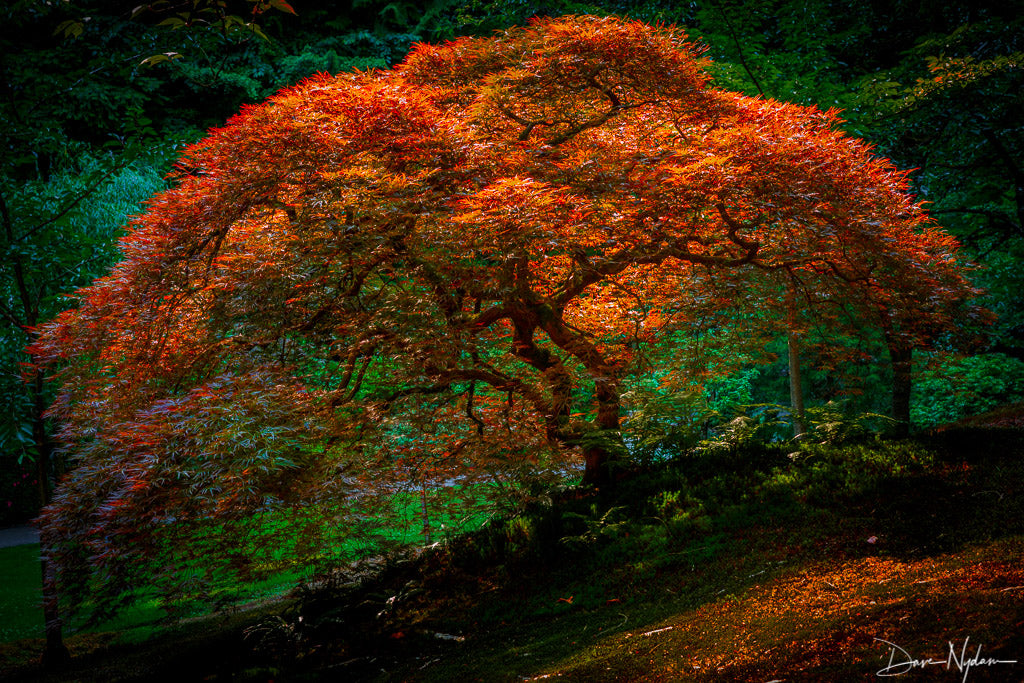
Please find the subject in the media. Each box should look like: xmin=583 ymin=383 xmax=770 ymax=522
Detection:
xmin=581 ymin=447 xmax=609 ymax=486
xmin=538 ymin=315 xmax=627 ymax=486
xmin=785 ymin=285 xmax=806 ymax=438
xmin=580 ymin=379 xmax=626 ymax=486
xmin=29 ymin=367 xmax=70 ymax=668
xmin=420 ymin=481 xmax=431 ymax=544
xmin=4 ymin=191 xmax=70 ymax=665
xmin=40 ymin=538 xmax=71 ymax=669
xmin=887 ymin=338 xmax=913 ymax=438
xmin=788 ymin=331 xmax=806 ymax=438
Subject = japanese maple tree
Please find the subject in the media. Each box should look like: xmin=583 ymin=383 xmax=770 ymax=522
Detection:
xmin=31 ymin=16 xmax=977 ymax=618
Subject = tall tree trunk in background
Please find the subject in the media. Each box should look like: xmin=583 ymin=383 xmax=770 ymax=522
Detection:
xmin=30 ymin=370 xmax=54 ymax=512
xmin=3 ymin=192 xmax=70 ymax=667
xmin=786 ymin=286 xmax=806 ymax=438
xmin=40 ymin=534 xmax=71 ymax=668
xmin=30 ymin=369 xmax=70 ymax=669
xmin=788 ymin=331 xmax=806 ymax=438
xmin=886 ymin=333 xmax=913 ymax=437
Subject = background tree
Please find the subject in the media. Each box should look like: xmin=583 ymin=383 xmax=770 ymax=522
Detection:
xmin=633 ymin=0 xmax=1022 ymax=429
xmin=852 ymin=14 xmax=1024 ymax=349
xmin=31 ymin=16 xmax=976 ymax=624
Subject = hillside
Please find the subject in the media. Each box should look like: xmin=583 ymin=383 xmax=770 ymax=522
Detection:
xmin=3 ymin=418 xmax=1024 ymax=682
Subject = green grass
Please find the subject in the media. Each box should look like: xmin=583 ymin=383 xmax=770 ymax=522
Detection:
xmin=0 ymin=542 xmax=309 ymax=649
xmin=0 ymin=486 xmax=490 ymax=653
xmin=0 ymin=544 xmax=43 ymax=643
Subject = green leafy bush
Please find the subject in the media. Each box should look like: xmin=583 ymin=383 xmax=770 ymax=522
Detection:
xmin=912 ymin=353 xmax=1024 ymax=428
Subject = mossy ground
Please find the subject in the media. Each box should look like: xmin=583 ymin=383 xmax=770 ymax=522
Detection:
xmin=2 ymin=418 xmax=1023 ymax=682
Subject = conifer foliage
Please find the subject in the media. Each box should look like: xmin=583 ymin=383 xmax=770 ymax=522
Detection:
xmin=31 ymin=16 xmax=975 ymax=616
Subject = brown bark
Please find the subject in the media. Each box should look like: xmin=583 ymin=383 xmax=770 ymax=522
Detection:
xmin=538 ymin=314 xmax=628 ymax=486
xmin=580 ymin=379 xmax=624 ymax=486
xmin=787 ymin=331 xmax=806 ymax=438
xmin=40 ymin=542 xmax=71 ymax=669
xmin=786 ymin=285 xmax=806 ymax=438
xmin=888 ymin=338 xmax=913 ymax=438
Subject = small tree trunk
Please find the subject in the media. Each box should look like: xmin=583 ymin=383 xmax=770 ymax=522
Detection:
xmin=420 ymin=481 xmax=431 ymax=544
xmin=785 ymin=286 xmax=806 ymax=438
xmin=788 ymin=331 xmax=806 ymax=438
xmin=40 ymin=537 xmax=70 ymax=669
xmin=581 ymin=449 xmax=606 ymax=486
xmin=887 ymin=338 xmax=913 ymax=438
xmin=28 ymin=368 xmax=70 ymax=668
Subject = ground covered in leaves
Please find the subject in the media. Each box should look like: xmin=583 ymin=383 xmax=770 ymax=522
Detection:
xmin=3 ymin=418 xmax=1024 ymax=682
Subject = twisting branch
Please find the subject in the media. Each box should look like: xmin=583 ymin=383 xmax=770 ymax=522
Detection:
xmin=465 ymin=381 xmax=485 ymax=435
xmin=715 ymin=203 xmax=760 ymax=254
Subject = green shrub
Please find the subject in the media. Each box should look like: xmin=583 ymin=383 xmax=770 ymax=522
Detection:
xmin=912 ymin=353 xmax=1024 ymax=428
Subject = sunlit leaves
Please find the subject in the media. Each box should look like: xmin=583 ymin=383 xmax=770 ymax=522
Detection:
xmin=139 ymin=52 xmax=184 ymax=68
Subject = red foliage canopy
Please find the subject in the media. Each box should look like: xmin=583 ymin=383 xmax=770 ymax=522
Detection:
xmin=30 ymin=15 xmax=977 ymax=611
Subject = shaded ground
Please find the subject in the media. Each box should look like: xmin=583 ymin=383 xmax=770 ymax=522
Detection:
xmin=505 ymin=539 xmax=1024 ymax=682
xmin=2 ymin=419 xmax=1023 ymax=682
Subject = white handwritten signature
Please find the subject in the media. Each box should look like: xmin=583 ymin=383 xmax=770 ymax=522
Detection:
xmin=875 ymin=637 xmax=1018 ymax=682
